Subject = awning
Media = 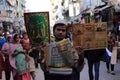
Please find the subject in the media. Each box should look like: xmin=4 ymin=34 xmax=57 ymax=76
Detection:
xmin=81 ymin=8 xmax=91 ymax=14
xmin=94 ymin=5 xmax=112 ymax=12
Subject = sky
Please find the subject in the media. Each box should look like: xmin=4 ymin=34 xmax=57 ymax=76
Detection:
xmin=25 ymin=0 xmax=51 ymax=12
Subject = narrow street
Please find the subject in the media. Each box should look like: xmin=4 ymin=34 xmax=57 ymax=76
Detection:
xmin=80 ymin=59 xmax=120 ymax=80
xmin=2 ymin=59 xmax=120 ymax=80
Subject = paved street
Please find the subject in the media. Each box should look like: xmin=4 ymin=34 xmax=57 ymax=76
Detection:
xmin=80 ymin=59 xmax=120 ymax=80
xmin=2 ymin=59 xmax=120 ymax=80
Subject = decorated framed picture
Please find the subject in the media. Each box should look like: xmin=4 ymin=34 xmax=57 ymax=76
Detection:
xmin=72 ymin=22 xmax=107 ymax=50
xmin=24 ymin=12 xmax=50 ymax=46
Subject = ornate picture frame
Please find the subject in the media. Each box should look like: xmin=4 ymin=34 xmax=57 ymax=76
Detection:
xmin=24 ymin=12 xmax=50 ymax=46
xmin=72 ymin=22 xmax=107 ymax=50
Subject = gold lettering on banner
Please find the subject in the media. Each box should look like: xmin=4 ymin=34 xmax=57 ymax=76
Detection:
xmin=24 ymin=12 xmax=50 ymax=46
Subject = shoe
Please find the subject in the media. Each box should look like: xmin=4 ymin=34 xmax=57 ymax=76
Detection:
xmin=111 ymin=71 xmax=115 ymax=75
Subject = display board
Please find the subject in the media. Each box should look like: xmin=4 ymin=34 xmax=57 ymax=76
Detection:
xmin=24 ymin=12 xmax=50 ymax=45
xmin=72 ymin=22 xmax=107 ymax=50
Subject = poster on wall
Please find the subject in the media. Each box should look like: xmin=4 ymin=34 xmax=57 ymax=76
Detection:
xmin=72 ymin=22 xmax=107 ymax=50
xmin=24 ymin=12 xmax=50 ymax=46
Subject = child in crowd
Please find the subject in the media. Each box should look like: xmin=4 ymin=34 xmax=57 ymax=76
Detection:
xmin=22 ymin=32 xmax=30 ymax=50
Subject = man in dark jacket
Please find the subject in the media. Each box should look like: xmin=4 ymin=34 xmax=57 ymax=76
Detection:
xmin=84 ymin=49 xmax=105 ymax=80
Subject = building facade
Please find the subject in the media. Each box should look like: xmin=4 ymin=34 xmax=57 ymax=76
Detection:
xmin=0 ymin=0 xmax=26 ymax=33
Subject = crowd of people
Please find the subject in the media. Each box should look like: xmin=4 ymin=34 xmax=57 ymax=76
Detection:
xmin=0 ymin=31 xmax=39 ymax=80
xmin=0 ymin=20 xmax=85 ymax=80
xmin=0 ymin=19 xmax=119 ymax=80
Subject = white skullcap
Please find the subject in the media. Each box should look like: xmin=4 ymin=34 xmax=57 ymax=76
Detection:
xmin=55 ymin=19 xmax=67 ymax=25
xmin=7 ymin=32 xmax=10 ymax=35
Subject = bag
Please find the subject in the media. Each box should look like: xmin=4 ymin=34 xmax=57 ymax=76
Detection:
xmin=111 ymin=47 xmax=117 ymax=64
xmin=101 ymin=48 xmax=111 ymax=62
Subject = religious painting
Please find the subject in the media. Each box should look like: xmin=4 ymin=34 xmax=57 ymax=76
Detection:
xmin=72 ymin=24 xmax=84 ymax=47
xmin=24 ymin=12 xmax=50 ymax=46
xmin=72 ymin=22 xmax=107 ymax=50
xmin=45 ymin=38 xmax=73 ymax=68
